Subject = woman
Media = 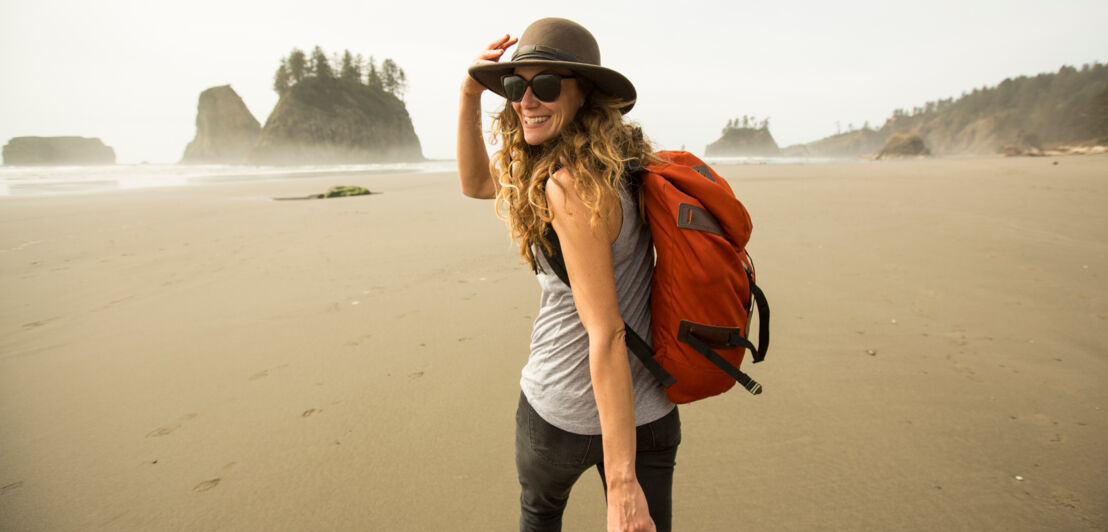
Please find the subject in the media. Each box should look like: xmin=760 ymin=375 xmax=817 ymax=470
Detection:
xmin=457 ymin=18 xmax=679 ymax=532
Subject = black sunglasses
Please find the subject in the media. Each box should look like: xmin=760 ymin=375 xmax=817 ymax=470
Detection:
xmin=501 ymin=73 xmax=576 ymax=103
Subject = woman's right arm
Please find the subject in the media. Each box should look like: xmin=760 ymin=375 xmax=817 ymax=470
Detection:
xmin=457 ymin=34 xmax=517 ymax=199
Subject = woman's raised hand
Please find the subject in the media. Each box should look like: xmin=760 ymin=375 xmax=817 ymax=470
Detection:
xmin=462 ymin=34 xmax=519 ymax=97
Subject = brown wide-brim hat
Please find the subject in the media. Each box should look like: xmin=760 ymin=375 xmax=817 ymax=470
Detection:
xmin=468 ymin=17 xmax=637 ymax=113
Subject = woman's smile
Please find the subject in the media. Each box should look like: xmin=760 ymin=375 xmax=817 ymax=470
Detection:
xmin=512 ymin=66 xmax=584 ymax=145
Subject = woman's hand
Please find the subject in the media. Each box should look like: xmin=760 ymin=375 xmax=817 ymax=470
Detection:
xmin=457 ymin=34 xmax=516 ymax=199
xmin=607 ymin=480 xmax=656 ymax=531
xmin=462 ymin=34 xmax=518 ymax=97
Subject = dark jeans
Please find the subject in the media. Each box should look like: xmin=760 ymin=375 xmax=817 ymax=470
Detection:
xmin=515 ymin=393 xmax=681 ymax=532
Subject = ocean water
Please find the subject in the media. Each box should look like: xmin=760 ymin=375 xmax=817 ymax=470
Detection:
xmin=0 ymin=157 xmax=835 ymax=197
xmin=702 ymin=155 xmax=838 ymax=166
xmin=0 ymin=161 xmax=460 ymax=197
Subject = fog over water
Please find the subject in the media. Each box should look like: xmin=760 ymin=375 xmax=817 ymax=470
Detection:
xmin=1 ymin=0 xmax=1105 ymax=164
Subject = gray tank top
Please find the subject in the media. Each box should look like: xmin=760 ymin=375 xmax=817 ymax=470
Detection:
xmin=522 ymin=184 xmax=674 ymax=435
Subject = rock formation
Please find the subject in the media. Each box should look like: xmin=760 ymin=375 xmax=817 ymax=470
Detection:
xmin=2 ymin=136 xmax=115 ymax=165
xmin=705 ymin=127 xmax=780 ymax=157
xmin=800 ymin=128 xmax=888 ymax=158
xmin=249 ymin=77 xmax=422 ymax=165
xmin=999 ymin=130 xmax=1044 ymax=156
xmin=877 ymin=133 xmax=931 ymax=159
xmin=779 ymin=144 xmax=810 ymax=157
xmin=181 ymin=85 xmax=261 ymax=164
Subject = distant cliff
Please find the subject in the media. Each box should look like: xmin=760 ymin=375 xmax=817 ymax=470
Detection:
xmin=3 ymin=136 xmax=115 ymax=165
xmin=783 ymin=128 xmax=886 ymax=158
xmin=181 ymin=85 xmax=260 ymax=164
xmin=705 ymin=119 xmax=780 ymax=157
xmin=793 ymin=62 xmax=1108 ymax=158
xmin=879 ymin=63 xmax=1108 ymax=154
xmin=249 ymin=77 xmax=422 ymax=165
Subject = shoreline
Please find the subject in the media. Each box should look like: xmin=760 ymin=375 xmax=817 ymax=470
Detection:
xmin=0 ymin=161 xmax=460 ymax=198
xmin=5 ymin=150 xmax=1106 ymax=198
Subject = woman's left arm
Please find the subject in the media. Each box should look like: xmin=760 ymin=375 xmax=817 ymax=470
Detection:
xmin=546 ymin=168 xmax=655 ymax=532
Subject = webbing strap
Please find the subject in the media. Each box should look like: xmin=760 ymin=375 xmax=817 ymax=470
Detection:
xmin=625 ymin=325 xmax=676 ymax=388
xmin=684 ymin=332 xmax=763 ymax=395
xmin=749 ymin=281 xmax=770 ymax=363
xmin=741 ymin=260 xmax=770 ymax=363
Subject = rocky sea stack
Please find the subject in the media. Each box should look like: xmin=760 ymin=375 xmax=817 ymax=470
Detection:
xmin=183 ymin=48 xmax=424 ymax=165
xmin=249 ymin=76 xmax=422 ymax=165
xmin=181 ymin=85 xmax=261 ymax=164
xmin=705 ymin=117 xmax=780 ymax=157
xmin=877 ymin=133 xmax=931 ymax=159
xmin=3 ymin=136 xmax=115 ymax=165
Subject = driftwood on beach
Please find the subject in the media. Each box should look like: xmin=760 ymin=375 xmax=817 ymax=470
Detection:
xmin=272 ymin=185 xmax=375 ymax=200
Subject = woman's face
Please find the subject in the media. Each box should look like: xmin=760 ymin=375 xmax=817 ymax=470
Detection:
xmin=510 ymin=65 xmax=586 ymax=146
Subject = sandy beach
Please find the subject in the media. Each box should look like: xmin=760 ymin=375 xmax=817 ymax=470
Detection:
xmin=1 ymin=155 xmax=1105 ymax=530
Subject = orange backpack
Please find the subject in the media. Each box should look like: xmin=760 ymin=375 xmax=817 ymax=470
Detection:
xmin=541 ymin=151 xmax=770 ymax=403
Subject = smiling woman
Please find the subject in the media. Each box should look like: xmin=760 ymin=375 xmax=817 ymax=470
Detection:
xmin=507 ymin=67 xmax=586 ymax=145
xmin=456 ymin=17 xmax=678 ymax=532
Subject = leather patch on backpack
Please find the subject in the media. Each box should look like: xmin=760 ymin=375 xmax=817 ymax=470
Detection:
xmin=677 ymin=203 xmax=723 ymax=236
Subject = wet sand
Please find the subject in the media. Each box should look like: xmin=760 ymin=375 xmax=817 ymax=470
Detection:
xmin=1 ymin=155 xmax=1105 ymax=530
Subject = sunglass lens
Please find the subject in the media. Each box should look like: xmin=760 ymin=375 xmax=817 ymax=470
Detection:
xmin=502 ymin=75 xmax=526 ymax=102
xmin=531 ymin=74 xmax=562 ymax=102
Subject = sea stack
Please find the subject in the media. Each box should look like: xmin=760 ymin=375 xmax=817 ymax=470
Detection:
xmin=877 ymin=133 xmax=931 ymax=159
xmin=705 ymin=122 xmax=781 ymax=157
xmin=2 ymin=136 xmax=116 ymax=165
xmin=249 ymin=77 xmax=423 ymax=165
xmin=181 ymin=85 xmax=261 ymax=164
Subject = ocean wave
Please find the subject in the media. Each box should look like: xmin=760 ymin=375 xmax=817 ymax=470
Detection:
xmin=0 ymin=161 xmax=460 ymax=197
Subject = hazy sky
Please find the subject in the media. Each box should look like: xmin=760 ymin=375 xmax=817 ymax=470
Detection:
xmin=1 ymin=0 xmax=1105 ymax=163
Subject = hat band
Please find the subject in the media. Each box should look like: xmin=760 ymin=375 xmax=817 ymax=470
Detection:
xmin=512 ymin=44 xmax=583 ymax=64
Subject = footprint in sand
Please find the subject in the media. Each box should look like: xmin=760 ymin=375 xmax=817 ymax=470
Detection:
xmin=146 ymin=413 xmax=198 ymax=438
xmin=146 ymin=425 xmax=178 ymax=438
xmin=22 ymin=317 xmax=59 ymax=329
xmin=193 ymin=478 xmax=221 ymax=492
xmin=345 ymin=334 xmax=373 ymax=347
xmin=302 ymin=408 xmax=320 ymax=417
xmin=1 ymin=481 xmax=24 ymax=494
xmin=249 ymin=364 xmax=289 ymax=380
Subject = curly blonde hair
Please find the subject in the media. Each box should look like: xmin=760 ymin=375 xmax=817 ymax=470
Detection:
xmin=490 ymin=89 xmax=658 ymax=270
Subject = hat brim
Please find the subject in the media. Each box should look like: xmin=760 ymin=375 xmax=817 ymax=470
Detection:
xmin=468 ymin=60 xmax=636 ymax=113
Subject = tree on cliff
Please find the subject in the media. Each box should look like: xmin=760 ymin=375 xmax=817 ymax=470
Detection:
xmin=287 ymin=48 xmax=307 ymax=83
xmin=1085 ymin=84 xmax=1108 ymax=142
xmin=340 ymin=50 xmax=361 ymax=83
xmin=270 ymin=47 xmax=410 ymax=99
xmin=366 ymin=56 xmax=383 ymax=91
xmin=381 ymin=58 xmax=407 ymax=99
xmin=274 ymin=62 xmax=291 ymax=95
xmin=310 ymin=46 xmax=333 ymax=79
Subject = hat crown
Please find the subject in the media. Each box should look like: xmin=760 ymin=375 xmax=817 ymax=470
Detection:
xmin=466 ymin=17 xmax=636 ymax=112
xmin=512 ymin=18 xmax=601 ymax=66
